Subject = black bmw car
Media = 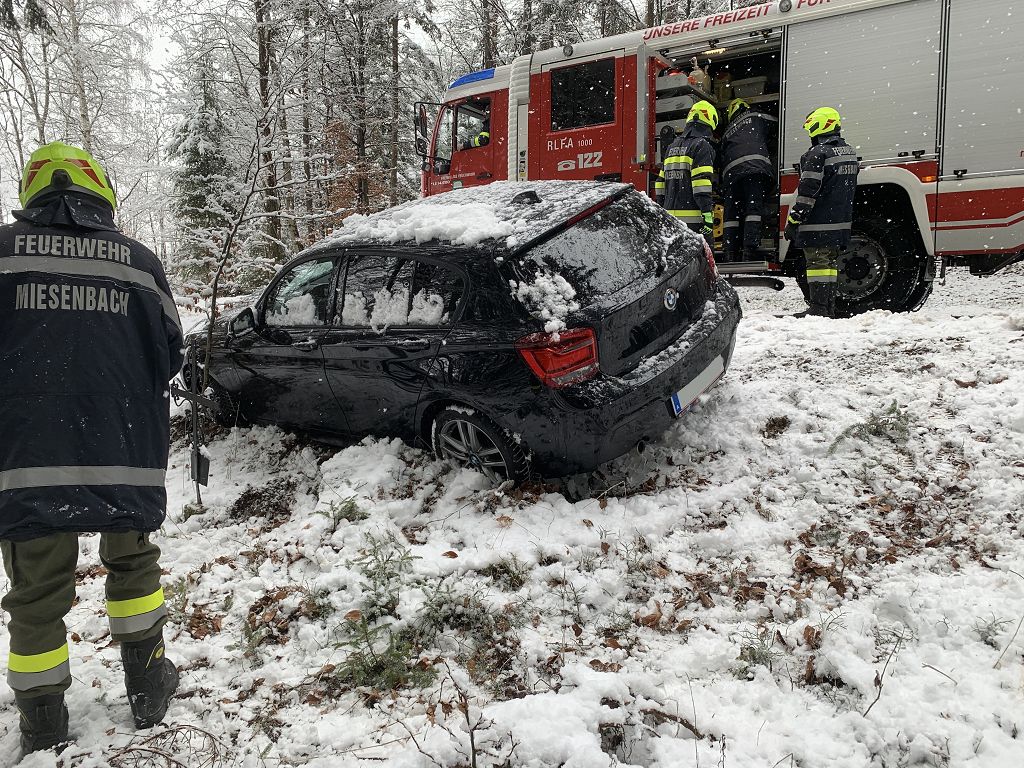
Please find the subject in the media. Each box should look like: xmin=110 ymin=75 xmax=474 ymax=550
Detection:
xmin=184 ymin=181 xmax=741 ymax=482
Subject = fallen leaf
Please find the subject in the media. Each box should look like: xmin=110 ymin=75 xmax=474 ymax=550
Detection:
xmin=581 ymin=518 xmax=594 ymax=528
xmin=954 ymin=378 xmax=978 ymax=388
xmin=442 ymin=550 xmax=459 ymax=558
xmin=599 ymin=497 xmax=608 ymax=510
xmin=804 ymin=657 xmax=816 ymax=684
xmin=637 ymin=601 xmax=663 ymax=628
xmin=803 ymin=625 xmax=823 ymax=650
xmin=495 ymin=515 xmax=514 ymax=528
xmin=344 ymin=609 xmax=362 ymax=622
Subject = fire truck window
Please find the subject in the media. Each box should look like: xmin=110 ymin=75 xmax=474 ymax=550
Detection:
xmin=456 ymin=98 xmax=491 ymax=151
xmin=433 ymin=105 xmax=454 ymax=173
xmin=550 ymin=58 xmax=616 ymax=132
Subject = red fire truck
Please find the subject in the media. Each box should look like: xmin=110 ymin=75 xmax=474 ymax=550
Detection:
xmin=415 ymin=0 xmax=1023 ymax=315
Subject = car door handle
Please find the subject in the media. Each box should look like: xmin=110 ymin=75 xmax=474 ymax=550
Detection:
xmin=291 ymin=338 xmax=320 ymax=352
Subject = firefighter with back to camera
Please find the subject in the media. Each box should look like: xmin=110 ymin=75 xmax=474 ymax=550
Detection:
xmin=721 ymin=98 xmax=777 ymax=262
xmin=658 ymin=100 xmax=719 ymax=250
xmin=785 ymin=107 xmax=860 ymax=317
xmin=0 ymin=141 xmax=184 ymax=753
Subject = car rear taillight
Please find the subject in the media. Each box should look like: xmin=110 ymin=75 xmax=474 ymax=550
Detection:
xmin=516 ymin=327 xmax=599 ymax=388
xmin=703 ymin=238 xmax=718 ymax=279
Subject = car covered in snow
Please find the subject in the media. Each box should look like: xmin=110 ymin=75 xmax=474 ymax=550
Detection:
xmin=184 ymin=181 xmax=741 ymax=481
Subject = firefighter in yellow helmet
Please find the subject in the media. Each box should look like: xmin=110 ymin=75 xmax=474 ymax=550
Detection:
xmin=659 ymin=100 xmax=719 ymax=249
xmin=0 ymin=142 xmax=183 ymax=752
xmin=784 ymin=107 xmax=860 ymax=317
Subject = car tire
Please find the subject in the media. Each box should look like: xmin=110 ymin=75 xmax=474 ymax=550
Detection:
xmin=207 ymin=379 xmax=247 ymax=428
xmin=431 ymin=406 xmax=530 ymax=485
xmin=795 ymin=217 xmax=932 ymax=316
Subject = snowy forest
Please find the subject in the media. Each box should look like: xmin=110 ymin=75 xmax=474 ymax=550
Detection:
xmin=0 ymin=0 xmax=758 ymax=296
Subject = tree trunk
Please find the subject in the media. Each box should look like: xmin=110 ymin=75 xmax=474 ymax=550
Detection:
xmin=521 ymin=0 xmax=534 ymax=54
xmin=300 ymin=1 xmax=316 ymax=242
xmin=389 ymin=14 xmax=399 ymax=206
xmin=66 ymin=0 xmax=93 ymax=152
xmin=481 ymin=0 xmax=494 ymax=69
xmin=255 ymin=0 xmax=283 ymax=261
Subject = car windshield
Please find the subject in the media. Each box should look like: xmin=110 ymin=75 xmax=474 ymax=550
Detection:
xmin=516 ymin=193 xmax=688 ymax=301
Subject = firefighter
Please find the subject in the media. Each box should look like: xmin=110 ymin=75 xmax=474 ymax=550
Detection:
xmin=660 ymin=100 xmax=719 ymax=249
xmin=0 ymin=142 xmax=184 ymax=752
xmin=784 ymin=107 xmax=860 ymax=317
xmin=721 ymin=98 xmax=777 ymax=261
xmin=460 ymin=117 xmax=490 ymax=150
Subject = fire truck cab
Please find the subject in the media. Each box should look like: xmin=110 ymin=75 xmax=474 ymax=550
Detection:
xmin=415 ymin=0 xmax=1023 ymax=316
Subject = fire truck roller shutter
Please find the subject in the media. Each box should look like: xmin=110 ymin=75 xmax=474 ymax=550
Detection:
xmin=937 ymin=0 xmax=1024 ymax=261
xmin=784 ymin=0 xmax=942 ymax=316
xmin=782 ymin=0 xmax=942 ymax=169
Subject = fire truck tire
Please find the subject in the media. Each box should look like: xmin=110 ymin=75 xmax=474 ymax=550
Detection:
xmin=794 ymin=218 xmax=931 ymax=317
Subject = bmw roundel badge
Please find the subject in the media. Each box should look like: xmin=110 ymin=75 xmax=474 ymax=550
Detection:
xmin=664 ymin=288 xmax=679 ymax=311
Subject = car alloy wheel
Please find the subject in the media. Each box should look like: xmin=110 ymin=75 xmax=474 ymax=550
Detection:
xmin=431 ymin=406 xmax=530 ymax=485
xmin=436 ymin=418 xmax=509 ymax=483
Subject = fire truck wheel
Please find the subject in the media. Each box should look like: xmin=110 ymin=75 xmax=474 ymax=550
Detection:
xmin=795 ymin=218 xmax=931 ymax=316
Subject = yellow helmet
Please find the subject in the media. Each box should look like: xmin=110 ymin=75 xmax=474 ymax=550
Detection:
xmin=687 ymin=100 xmax=719 ymax=130
xmin=803 ymin=107 xmax=841 ymax=138
xmin=727 ymin=98 xmax=750 ymax=121
xmin=19 ymin=141 xmax=116 ymax=211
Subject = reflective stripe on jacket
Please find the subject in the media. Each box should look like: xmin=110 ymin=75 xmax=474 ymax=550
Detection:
xmin=721 ymin=109 xmax=776 ymax=185
xmin=0 ymin=193 xmax=184 ymax=540
xmin=661 ymin=122 xmax=716 ymax=224
xmin=791 ymin=133 xmax=859 ymax=250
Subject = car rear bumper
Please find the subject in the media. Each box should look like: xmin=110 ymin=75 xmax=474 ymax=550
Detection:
xmin=514 ymin=279 xmax=742 ymax=475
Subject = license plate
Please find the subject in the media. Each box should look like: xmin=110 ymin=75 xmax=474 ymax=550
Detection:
xmin=670 ymin=355 xmax=726 ymax=416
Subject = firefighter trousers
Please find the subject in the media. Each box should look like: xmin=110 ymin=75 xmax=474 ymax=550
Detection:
xmin=1 ymin=531 xmax=167 ymax=698
xmin=803 ymin=246 xmax=840 ymax=317
xmin=723 ymin=173 xmax=770 ymax=254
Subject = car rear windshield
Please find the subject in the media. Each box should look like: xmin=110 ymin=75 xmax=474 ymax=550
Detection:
xmin=516 ymin=193 xmax=687 ymax=301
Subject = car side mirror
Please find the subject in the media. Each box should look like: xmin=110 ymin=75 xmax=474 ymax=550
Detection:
xmin=229 ymin=307 xmax=256 ymax=337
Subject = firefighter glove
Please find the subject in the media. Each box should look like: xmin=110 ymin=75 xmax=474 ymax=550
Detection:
xmin=784 ymin=214 xmax=801 ymax=242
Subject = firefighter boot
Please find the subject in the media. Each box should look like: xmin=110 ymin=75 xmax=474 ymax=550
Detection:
xmin=15 ymin=693 xmax=69 ymax=753
xmin=121 ymin=632 xmax=179 ymax=728
xmin=807 ymin=281 xmax=837 ymax=318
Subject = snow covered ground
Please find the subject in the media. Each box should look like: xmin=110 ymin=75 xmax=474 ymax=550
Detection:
xmin=2 ymin=267 xmax=1023 ymax=767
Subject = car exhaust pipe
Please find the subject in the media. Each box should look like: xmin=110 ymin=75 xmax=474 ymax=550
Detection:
xmin=636 ymin=439 xmax=647 ymax=455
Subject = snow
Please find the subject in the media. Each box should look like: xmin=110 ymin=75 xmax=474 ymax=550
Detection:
xmin=2 ymin=267 xmax=1024 ymax=767
xmin=316 ymin=181 xmax=631 ymax=252
xmin=267 ymin=293 xmax=318 ymax=326
xmin=510 ymin=271 xmax=580 ymax=333
xmin=341 ymin=287 xmax=450 ymax=331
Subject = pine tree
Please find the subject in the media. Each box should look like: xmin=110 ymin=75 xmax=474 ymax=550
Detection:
xmin=166 ymin=69 xmax=240 ymax=294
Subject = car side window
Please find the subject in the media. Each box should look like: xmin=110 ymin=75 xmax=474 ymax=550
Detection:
xmin=264 ymin=256 xmax=336 ymax=326
xmin=337 ymin=255 xmax=464 ymax=332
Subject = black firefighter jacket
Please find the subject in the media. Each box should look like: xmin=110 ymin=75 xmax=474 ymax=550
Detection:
xmin=721 ymin=108 xmax=776 ymax=186
xmin=0 ymin=193 xmax=184 ymax=540
xmin=790 ymin=133 xmax=860 ymax=250
xmin=660 ymin=122 xmax=716 ymax=225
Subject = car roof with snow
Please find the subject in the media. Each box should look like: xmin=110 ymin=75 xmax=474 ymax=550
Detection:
xmin=308 ymin=181 xmax=633 ymax=256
